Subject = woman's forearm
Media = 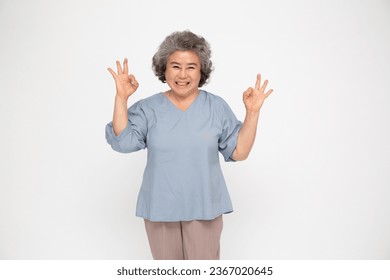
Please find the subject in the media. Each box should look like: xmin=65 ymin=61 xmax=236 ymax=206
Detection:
xmin=112 ymin=95 xmax=129 ymax=136
xmin=232 ymin=111 xmax=260 ymax=161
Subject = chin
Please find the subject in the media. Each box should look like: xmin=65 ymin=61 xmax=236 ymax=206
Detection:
xmin=173 ymin=87 xmax=197 ymax=95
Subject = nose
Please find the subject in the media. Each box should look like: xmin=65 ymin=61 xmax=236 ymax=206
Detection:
xmin=178 ymin=68 xmax=187 ymax=78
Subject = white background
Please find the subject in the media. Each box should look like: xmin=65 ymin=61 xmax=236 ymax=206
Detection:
xmin=0 ymin=0 xmax=389 ymax=259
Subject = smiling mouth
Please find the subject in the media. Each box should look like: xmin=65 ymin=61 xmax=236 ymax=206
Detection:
xmin=175 ymin=81 xmax=190 ymax=86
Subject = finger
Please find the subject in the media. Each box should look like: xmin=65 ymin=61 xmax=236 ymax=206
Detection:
xmin=260 ymin=80 xmax=269 ymax=92
xmin=116 ymin=60 xmax=123 ymax=74
xmin=129 ymin=75 xmax=139 ymax=89
xmin=243 ymin=87 xmax=253 ymax=97
xmin=255 ymin=74 xmax=261 ymax=89
xmin=265 ymin=89 xmax=274 ymax=98
xmin=107 ymin=67 xmax=117 ymax=79
xmin=128 ymin=74 xmax=137 ymax=85
xmin=123 ymin=58 xmax=128 ymax=75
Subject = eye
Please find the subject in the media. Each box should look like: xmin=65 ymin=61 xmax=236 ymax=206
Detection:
xmin=172 ymin=65 xmax=180 ymax=69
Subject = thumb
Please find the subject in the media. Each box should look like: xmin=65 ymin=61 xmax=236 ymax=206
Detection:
xmin=128 ymin=74 xmax=138 ymax=86
xmin=243 ymin=87 xmax=253 ymax=97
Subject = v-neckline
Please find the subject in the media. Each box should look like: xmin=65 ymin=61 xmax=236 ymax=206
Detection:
xmin=162 ymin=90 xmax=202 ymax=112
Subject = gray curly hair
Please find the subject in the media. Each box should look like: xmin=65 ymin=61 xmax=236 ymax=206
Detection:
xmin=152 ymin=30 xmax=213 ymax=87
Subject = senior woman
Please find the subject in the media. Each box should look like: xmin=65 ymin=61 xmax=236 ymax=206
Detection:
xmin=105 ymin=30 xmax=273 ymax=260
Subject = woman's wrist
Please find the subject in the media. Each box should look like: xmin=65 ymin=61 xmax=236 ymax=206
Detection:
xmin=115 ymin=94 xmax=129 ymax=104
xmin=245 ymin=109 xmax=260 ymax=119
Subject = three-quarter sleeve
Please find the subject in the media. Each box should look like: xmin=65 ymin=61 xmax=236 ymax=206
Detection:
xmin=216 ymin=98 xmax=243 ymax=162
xmin=105 ymin=100 xmax=147 ymax=153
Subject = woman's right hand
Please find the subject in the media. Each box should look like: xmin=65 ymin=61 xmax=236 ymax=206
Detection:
xmin=108 ymin=58 xmax=139 ymax=100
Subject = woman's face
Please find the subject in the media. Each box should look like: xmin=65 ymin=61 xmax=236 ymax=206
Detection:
xmin=165 ymin=50 xmax=201 ymax=98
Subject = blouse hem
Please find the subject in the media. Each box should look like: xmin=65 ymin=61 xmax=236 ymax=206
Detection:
xmin=137 ymin=210 xmax=233 ymax=222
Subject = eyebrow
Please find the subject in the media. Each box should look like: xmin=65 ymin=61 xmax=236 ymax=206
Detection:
xmin=169 ymin=61 xmax=199 ymax=66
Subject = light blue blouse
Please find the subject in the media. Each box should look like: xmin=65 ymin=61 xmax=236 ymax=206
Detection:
xmin=105 ymin=90 xmax=242 ymax=221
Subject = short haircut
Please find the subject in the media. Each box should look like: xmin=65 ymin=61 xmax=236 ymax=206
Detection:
xmin=152 ymin=30 xmax=213 ymax=87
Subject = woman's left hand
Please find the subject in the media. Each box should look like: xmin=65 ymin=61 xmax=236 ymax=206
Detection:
xmin=243 ymin=74 xmax=273 ymax=113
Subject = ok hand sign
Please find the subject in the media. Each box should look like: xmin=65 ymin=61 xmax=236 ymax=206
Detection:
xmin=243 ymin=74 xmax=273 ymax=113
xmin=108 ymin=58 xmax=139 ymax=100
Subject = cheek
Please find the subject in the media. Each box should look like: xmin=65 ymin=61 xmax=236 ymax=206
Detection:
xmin=164 ymin=70 xmax=173 ymax=80
xmin=195 ymin=72 xmax=202 ymax=82
xmin=191 ymin=69 xmax=201 ymax=78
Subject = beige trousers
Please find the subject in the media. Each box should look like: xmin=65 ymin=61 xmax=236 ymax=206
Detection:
xmin=144 ymin=215 xmax=223 ymax=260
